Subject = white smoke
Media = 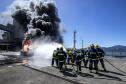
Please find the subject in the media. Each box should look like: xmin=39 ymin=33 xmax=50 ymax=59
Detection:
xmin=28 ymin=40 xmax=64 ymax=67
xmin=0 ymin=0 xmax=55 ymax=25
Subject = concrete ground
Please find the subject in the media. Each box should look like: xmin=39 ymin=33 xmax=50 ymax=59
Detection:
xmin=0 ymin=52 xmax=126 ymax=84
xmin=0 ymin=64 xmax=73 ymax=84
xmin=28 ymin=58 xmax=126 ymax=84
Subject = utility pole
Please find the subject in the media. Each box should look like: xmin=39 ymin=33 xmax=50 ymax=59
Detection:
xmin=73 ymin=30 xmax=77 ymax=50
xmin=82 ymin=40 xmax=83 ymax=49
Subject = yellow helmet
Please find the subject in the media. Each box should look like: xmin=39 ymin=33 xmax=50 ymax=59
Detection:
xmin=95 ymin=44 xmax=100 ymax=48
xmin=66 ymin=48 xmax=69 ymax=50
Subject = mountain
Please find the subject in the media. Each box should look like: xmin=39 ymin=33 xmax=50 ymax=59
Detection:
xmin=102 ymin=45 xmax=126 ymax=52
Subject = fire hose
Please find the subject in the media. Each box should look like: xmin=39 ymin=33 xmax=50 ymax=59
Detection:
xmin=104 ymin=58 xmax=126 ymax=76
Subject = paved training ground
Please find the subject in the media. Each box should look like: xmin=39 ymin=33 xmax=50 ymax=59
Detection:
xmin=0 ymin=59 xmax=126 ymax=84
xmin=0 ymin=64 xmax=73 ymax=84
xmin=26 ymin=58 xmax=126 ymax=84
xmin=0 ymin=52 xmax=126 ymax=84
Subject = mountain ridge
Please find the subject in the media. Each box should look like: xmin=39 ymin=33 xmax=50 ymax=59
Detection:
xmin=102 ymin=45 xmax=126 ymax=52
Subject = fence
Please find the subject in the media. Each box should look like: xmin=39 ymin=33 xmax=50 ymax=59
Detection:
xmin=105 ymin=51 xmax=126 ymax=57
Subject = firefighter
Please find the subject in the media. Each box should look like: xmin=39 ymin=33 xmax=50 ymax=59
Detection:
xmin=57 ymin=47 xmax=67 ymax=72
xmin=85 ymin=47 xmax=90 ymax=68
xmin=52 ymin=48 xmax=59 ymax=67
xmin=72 ymin=49 xmax=76 ymax=64
xmin=95 ymin=45 xmax=106 ymax=71
xmin=75 ymin=50 xmax=82 ymax=73
xmin=88 ymin=44 xmax=98 ymax=73
xmin=66 ymin=48 xmax=72 ymax=64
xmin=81 ymin=49 xmax=86 ymax=67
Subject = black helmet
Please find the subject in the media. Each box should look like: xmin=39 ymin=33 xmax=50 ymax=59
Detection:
xmin=60 ymin=47 xmax=63 ymax=51
xmin=57 ymin=48 xmax=59 ymax=50
xmin=90 ymin=44 xmax=95 ymax=48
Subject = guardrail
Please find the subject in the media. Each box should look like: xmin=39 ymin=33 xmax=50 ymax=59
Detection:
xmin=105 ymin=52 xmax=126 ymax=57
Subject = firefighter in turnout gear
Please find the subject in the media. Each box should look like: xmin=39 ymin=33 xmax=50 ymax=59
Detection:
xmin=88 ymin=44 xmax=98 ymax=73
xmin=85 ymin=47 xmax=90 ymax=68
xmin=95 ymin=45 xmax=107 ymax=71
xmin=75 ymin=50 xmax=82 ymax=72
xmin=72 ymin=50 xmax=76 ymax=64
xmin=66 ymin=48 xmax=73 ymax=64
xmin=52 ymin=48 xmax=59 ymax=67
xmin=81 ymin=49 xmax=86 ymax=67
xmin=57 ymin=47 xmax=67 ymax=72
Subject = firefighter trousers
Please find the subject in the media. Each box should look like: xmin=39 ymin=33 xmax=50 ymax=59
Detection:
xmin=59 ymin=61 xmax=65 ymax=71
xmin=97 ymin=59 xmax=106 ymax=71
xmin=76 ymin=61 xmax=82 ymax=72
xmin=52 ymin=58 xmax=59 ymax=67
xmin=89 ymin=60 xmax=98 ymax=71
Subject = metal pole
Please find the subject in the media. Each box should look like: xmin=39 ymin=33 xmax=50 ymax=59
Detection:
xmin=73 ymin=30 xmax=76 ymax=50
xmin=82 ymin=40 xmax=83 ymax=49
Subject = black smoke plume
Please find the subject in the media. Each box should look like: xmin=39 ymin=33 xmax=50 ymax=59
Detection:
xmin=12 ymin=1 xmax=63 ymax=43
xmin=12 ymin=9 xmax=31 ymax=32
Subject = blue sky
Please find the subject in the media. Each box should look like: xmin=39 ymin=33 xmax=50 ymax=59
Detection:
xmin=56 ymin=0 xmax=126 ymax=48
xmin=0 ymin=0 xmax=126 ymax=48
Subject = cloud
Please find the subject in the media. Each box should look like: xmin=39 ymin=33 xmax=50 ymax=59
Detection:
xmin=0 ymin=0 xmax=55 ymax=25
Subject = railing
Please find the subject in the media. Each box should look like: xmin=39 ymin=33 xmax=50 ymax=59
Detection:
xmin=105 ymin=52 xmax=126 ymax=57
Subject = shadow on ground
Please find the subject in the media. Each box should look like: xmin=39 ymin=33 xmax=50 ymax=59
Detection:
xmin=96 ymin=72 xmax=123 ymax=81
xmin=62 ymin=68 xmax=77 ymax=77
xmin=78 ymin=72 xmax=94 ymax=78
xmin=99 ymin=70 xmax=125 ymax=76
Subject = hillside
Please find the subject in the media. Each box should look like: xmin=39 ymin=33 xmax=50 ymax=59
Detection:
xmin=102 ymin=45 xmax=126 ymax=52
